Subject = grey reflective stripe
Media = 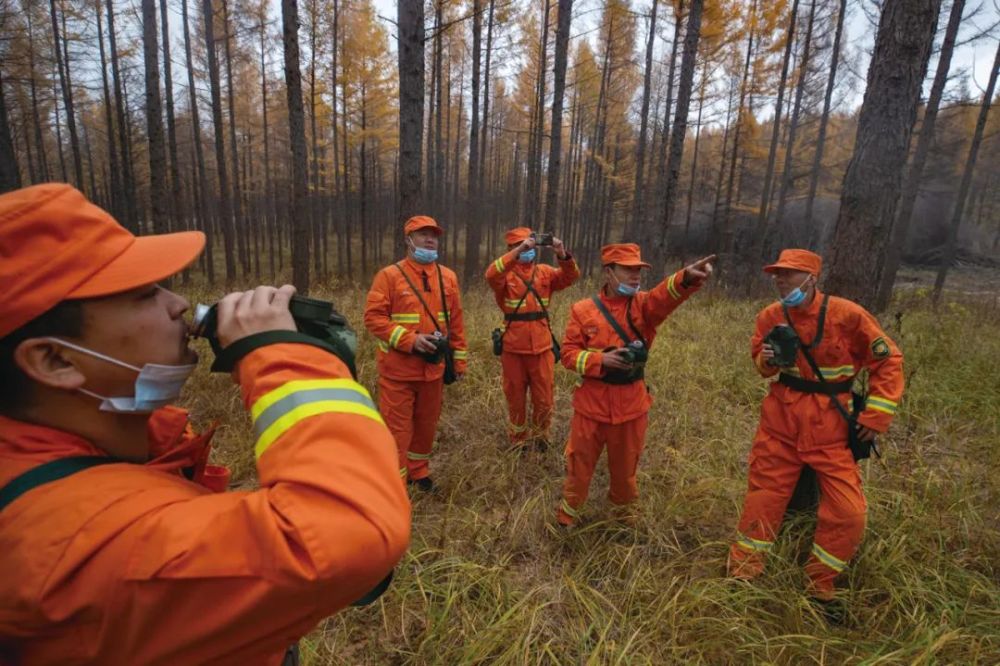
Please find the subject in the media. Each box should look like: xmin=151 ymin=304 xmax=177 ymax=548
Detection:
xmin=253 ymin=388 xmax=378 ymax=439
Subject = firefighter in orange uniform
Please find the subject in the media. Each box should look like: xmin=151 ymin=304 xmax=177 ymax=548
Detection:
xmin=0 ymin=184 xmax=410 ymax=664
xmin=557 ymin=244 xmax=716 ymax=526
xmin=485 ymin=227 xmax=580 ymax=450
xmin=363 ymin=216 xmax=468 ymax=492
xmin=728 ymin=249 xmax=904 ymax=617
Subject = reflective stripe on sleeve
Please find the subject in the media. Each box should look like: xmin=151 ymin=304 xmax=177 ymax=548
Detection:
xmin=575 ymin=350 xmax=592 ymax=375
xmin=453 ymin=349 xmax=468 ymax=360
xmin=389 ymin=325 xmax=407 ymax=349
xmin=494 ymin=258 xmax=506 ymax=273
xmin=251 ymin=379 xmax=384 ymax=459
xmin=666 ymin=274 xmax=681 ymax=300
xmin=391 ymin=313 xmax=421 ymax=324
xmin=866 ymin=395 xmax=898 ymax=415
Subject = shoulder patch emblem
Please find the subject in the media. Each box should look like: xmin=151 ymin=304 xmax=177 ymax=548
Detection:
xmin=871 ymin=337 xmax=890 ymax=359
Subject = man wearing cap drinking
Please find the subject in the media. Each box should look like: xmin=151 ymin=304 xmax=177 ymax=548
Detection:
xmin=556 ymin=244 xmax=716 ymax=527
xmin=728 ymin=249 xmax=904 ymax=617
xmin=485 ymin=228 xmax=579 ymax=451
xmin=0 ymin=184 xmax=410 ymax=663
xmin=363 ymin=216 xmax=468 ymax=492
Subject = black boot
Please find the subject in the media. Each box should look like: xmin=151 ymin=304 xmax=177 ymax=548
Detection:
xmin=407 ymin=477 xmax=435 ymax=493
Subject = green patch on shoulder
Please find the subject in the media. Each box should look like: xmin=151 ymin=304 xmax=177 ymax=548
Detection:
xmin=871 ymin=337 xmax=890 ymax=359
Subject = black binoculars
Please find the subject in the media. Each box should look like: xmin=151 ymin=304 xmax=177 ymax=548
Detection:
xmin=418 ymin=333 xmax=450 ymax=364
xmin=763 ymin=324 xmax=800 ymax=367
xmin=531 ymin=232 xmax=554 ymax=246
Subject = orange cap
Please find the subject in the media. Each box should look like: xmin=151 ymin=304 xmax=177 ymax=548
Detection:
xmin=601 ymin=243 xmax=651 ymax=269
xmin=0 ymin=184 xmax=205 ymax=338
xmin=505 ymin=227 xmax=532 ymax=246
xmin=763 ymin=249 xmax=822 ymax=276
xmin=403 ymin=215 xmax=443 ymax=236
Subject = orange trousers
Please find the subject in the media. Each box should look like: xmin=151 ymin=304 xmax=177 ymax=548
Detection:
xmin=378 ymin=376 xmax=444 ymax=481
xmin=501 ymin=350 xmax=555 ymax=445
xmin=728 ymin=426 xmax=867 ymax=598
xmin=557 ymin=412 xmax=649 ymax=525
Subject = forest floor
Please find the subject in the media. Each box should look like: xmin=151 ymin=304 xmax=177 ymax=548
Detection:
xmin=181 ymin=271 xmax=1000 ymax=665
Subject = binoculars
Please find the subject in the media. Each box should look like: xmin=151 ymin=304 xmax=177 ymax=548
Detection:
xmin=603 ymin=340 xmax=648 ymax=384
xmin=531 ymin=232 xmax=554 ymax=246
xmin=763 ymin=324 xmax=800 ymax=367
xmin=418 ymin=332 xmax=450 ymax=364
xmin=620 ymin=340 xmax=648 ymax=367
xmin=191 ymin=294 xmax=359 ymax=372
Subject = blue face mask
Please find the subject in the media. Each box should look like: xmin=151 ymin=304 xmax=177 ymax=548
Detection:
xmin=411 ymin=245 xmax=438 ymax=264
xmin=518 ymin=249 xmax=536 ymax=263
xmin=48 ymin=338 xmax=196 ymax=414
xmin=616 ymin=283 xmax=639 ymax=297
xmin=780 ymin=276 xmax=812 ymax=307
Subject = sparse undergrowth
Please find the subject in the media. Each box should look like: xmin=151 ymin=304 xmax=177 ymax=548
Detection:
xmin=180 ymin=276 xmax=1000 ymax=665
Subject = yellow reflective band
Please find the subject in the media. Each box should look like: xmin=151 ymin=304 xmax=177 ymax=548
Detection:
xmin=252 ymin=379 xmax=384 ymax=459
xmin=819 ymin=365 xmax=855 ymax=379
xmin=811 ymin=543 xmax=848 ymax=572
xmin=377 ymin=341 xmax=389 ymax=353
xmin=437 ymin=312 xmax=447 ymax=322
xmin=399 ymin=467 xmax=408 ymax=478
xmin=575 ymin=350 xmax=591 ymax=375
xmin=667 ymin=274 xmax=681 ymax=300
xmin=453 ymin=350 xmax=468 ymax=360
xmin=504 ymin=299 xmax=522 ymax=308
xmin=390 ymin=313 xmax=421 ymax=323
xmin=866 ymin=396 xmax=898 ymax=415
xmin=736 ymin=535 xmax=773 ymax=553
xmin=494 ymin=258 xmax=505 ymax=272
xmin=389 ymin=326 xmax=407 ymax=349
xmin=407 ymin=450 xmax=432 ymax=460
xmin=540 ymin=298 xmax=550 ymax=306
xmin=560 ymin=498 xmax=580 ymax=518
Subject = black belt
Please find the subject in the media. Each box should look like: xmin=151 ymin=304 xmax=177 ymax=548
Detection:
xmin=504 ymin=311 xmax=549 ymax=322
xmin=778 ymin=373 xmax=852 ymax=395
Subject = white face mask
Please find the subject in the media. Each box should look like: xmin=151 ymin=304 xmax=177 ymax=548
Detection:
xmin=47 ymin=338 xmax=197 ymax=414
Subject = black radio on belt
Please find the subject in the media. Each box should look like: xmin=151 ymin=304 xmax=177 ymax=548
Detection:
xmin=763 ymin=324 xmax=800 ymax=367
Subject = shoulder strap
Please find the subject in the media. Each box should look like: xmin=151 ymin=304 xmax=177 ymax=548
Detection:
xmin=436 ymin=265 xmax=451 ymax=335
xmin=395 ymin=263 xmax=441 ymax=333
xmin=0 ymin=456 xmax=118 ymax=513
xmin=781 ymin=298 xmax=853 ymax=425
xmin=591 ymin=295 xmax=635 ymax=347
xmin=783 ymin=294 xmax=829 ymax=350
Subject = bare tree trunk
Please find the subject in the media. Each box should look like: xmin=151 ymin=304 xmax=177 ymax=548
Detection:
xmin=203 ymin=0 xmax=237 ymax=281
xmin=628 ymin=0 xmax=657 ymax=239
xmin=49 ymin=0 xmax=83 ymax=188
xmin=463 ymin=0 xmax=482 ymax=281
xmin=803 ymin=0 xmax=845 ymax=246
xmin=26 ymin=11 xmax=50 ymax=182
xmin=95 ymin=0 xmax=121 ymax=219
xmin=772 ymin=0 xmax=817 ymax=233
xmin=647 ymin=0 xmax=684 ymax=226
xmin=478 ymin=0 xmax=495 ymax=196
xmin=142 ymin=0 xmax=169 ymax=235
xmin=649 ymin=0 xmax=702 ymax=276
xmin=876 ymin=0 xmax=964 ymax=310
xmin=526 ymin=0 xmax=550 ymax=229
xmin=751 ymin=0 xmax=799 ymax=259
xmin=261 ymin=16 xmax=274 ymax=281
xmin=932 ymin=41 xmax=999 ymax=303
xmin=282 ymin=0 xmax=310 ymax=291
xmin=182 ymin=0 xmax=213 ymax=282
xmin=543 ymin=0 xmax=573 ymax=232
xmin=0 ymin=69 xmax=20 ymax=192
xmin=308 ymin=0 xmax=321 ymax=277
xmin=397 ymin=0 xmax=425 ymax=221
xmin=107 ymin=0 xmax=137 ymax=231
xmin=681 ymin=63 xmax=707 ymax=260
xmin=433 ymin=0 xmax=446 ymax=215
xmin=161 ymin=0 xmax=182 ymax=233
xmin=222 ymin=0 xmax=247 ymax=274
xmin=825 ymin=0 xmax=942 ymax=309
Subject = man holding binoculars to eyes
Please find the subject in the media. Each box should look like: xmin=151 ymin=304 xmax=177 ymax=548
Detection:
xmin=0 ymin=184 xmax=410 ymax=664
xmin=485 ymin=228 xmax=580 ymax=451
xmin=363 ymin=216 xmax=469 ymax=492
xmin=728 ymin=249 xmax=904 ymax=619
xmin=556 ymin=244 xmax=716 ymax=527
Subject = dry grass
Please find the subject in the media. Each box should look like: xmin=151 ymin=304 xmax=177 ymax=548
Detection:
xmin=178 ymin=275 xmax=1000 ymax=665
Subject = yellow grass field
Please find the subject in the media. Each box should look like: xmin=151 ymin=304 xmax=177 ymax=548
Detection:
xmin=180 ymin=270 xmax=1000 ymax=665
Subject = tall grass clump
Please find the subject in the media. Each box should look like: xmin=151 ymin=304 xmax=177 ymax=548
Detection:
xmin=180 ymin=277 xmax=1000 ymax=665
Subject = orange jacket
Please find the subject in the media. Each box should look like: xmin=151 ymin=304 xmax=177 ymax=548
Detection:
xmin=364 ymin=258 xmax=469 ymax=382
xmin=485 ymin=251 xmax=580 ymax=354
xmin=562 ymin=269 xmax=698 ymax=424
xmin=0 ymin=344 xmax=410 ymax=665
xmin=751 ymin=290 xmax=904 ymax=434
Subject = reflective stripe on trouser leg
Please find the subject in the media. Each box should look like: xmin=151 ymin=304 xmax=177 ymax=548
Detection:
xmin=408 ymin=378 xmax=444 ymax=481
xmin=559 ymin=413 xmax=605 ymax=522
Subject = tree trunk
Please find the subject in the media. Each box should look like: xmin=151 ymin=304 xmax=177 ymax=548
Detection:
xmin=876 ymin=0 xmax=964 ymax=310
xmin=49 ymin=0 xmax=83 ymax=188
xmin=463 ymin=0 xmax=482 ymax=282
xmin=525 ymin=0 xmax=550 ymax=229
xmin=397 ymin=0 xmax=425 ymax=222
xmin=262 ymin=16 xmax=274 ymax=281
xmin=107 ymin=0 xmax=137 ymax=231
xmin=649 ymin=0 xmax=703 ymax=275
xmin=222 ymin=0 xmax=247 ymax=275
xmin=142 ymin=0 xmax=169 ymax=235
xmin=824 ymin=0 xmax=942 ymax=309
xmin=161 ymin=0 xmax=182 ymax=234
xmin=26 ymin=11 xmax=50 ymax=183
xmin=203 ymin=0 xmax=237 ymax=281
xmin=932 ymin=41 xmax=999 ymax=303
xmin=0 ymin=69 xmax=21 ymax=192
xmin=628 ymin=0 xmax=657 ymax=240
xmin=543 ymin=0 xmax=573 ymax=232
xmin=282 ymin=0 xmax=310 ymax=291
xmin=751 ymin=0 xmax=799 ymax=260
xmin=479 ymin=0 xmax=495 ymax=196
xmin=681 ymin=63 xmax=707 ymax=260
xmin=803 ymin=0 xmax=845 ymax=246
xmin=95 ymin=0 xmax=121 ymax=220
xmin=647 ymin=0 xmax=684 ymax=227
xmin=182 ymin=0 xmax=213 ymax=282
xmin=433 ymin=0 xmax=446 ymax=215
